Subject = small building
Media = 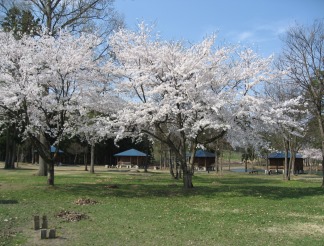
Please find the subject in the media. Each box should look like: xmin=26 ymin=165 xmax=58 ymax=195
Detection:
xmin=188 ymin=150 xmax=215 ymax=170
xmin=268 ymin=152 xmax=304 ymax=173
xmin=114 ymin=148 xmax=147 ymax=168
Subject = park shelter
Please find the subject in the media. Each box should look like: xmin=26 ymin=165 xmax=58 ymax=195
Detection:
xmin=114 ymin=149 xmax=147 ymax=166
xmin=188 ymin=150 xmax=215 ymax=170
xmin=268 ymin=152 xmax=304 ymax=173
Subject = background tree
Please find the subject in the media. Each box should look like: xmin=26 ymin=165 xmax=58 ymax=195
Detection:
xmin=279 ymin=20 xmax=324 ymax=187
xmin=27 ymin=0 xmax=124 ymax=42
xmin=1 ymin=6 xmax=40 ymax=39
xmin=0 ymin=5 xmax=40 ymax=169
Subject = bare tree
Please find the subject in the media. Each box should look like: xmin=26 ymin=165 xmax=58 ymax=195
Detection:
xmin=279 ymin=20 xmax=324 ymax=186
xmin=28 ymin=0 xmax=124 ymax=36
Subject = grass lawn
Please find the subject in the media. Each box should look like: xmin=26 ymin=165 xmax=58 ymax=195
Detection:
xmin=0 ymin=163 xmax=324 ymax=246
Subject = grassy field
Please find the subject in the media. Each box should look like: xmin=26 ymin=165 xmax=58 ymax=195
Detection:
xmin=1 ymin=163 xmax=324 ymax=246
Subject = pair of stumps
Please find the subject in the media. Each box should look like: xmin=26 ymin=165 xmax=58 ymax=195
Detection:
xmin=33 ymin=215 xmax=56 ymax=239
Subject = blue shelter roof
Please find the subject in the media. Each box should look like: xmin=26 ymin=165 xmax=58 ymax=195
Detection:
xmin=268 ymin=152 xmax=303 ymax=159
xmin=50 ymin=146 xmax=64 ymax=153
xmin=187 ymin=150 xmax=215 ymax=158
xmin=114 ymin=148 xmax=147 ymax=157
xmin=195 ymin=149 xmax=215 ymax=158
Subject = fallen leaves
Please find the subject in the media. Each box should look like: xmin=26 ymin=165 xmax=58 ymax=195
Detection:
xmin=74 ymin=198 xmax=98 ymax=205
xmin=56 ymin=210 xmax=88 ymax=222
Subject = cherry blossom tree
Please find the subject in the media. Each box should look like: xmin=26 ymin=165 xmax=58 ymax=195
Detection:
xmin=109 ymin=24 xmax=293 ymax=189
xmin=0 ymin=30 xmax=114 ymax=185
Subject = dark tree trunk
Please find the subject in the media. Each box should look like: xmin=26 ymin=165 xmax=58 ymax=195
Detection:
xmin=84 ymin=152 xmax=88 ymax=171
xmin=90 ymin=144 xmax=95 ymax=174
xmin=322 ymin=157 xmax=324 ymax=188
xmin=182 ymin=164 xmax=193 ymax=189
xmin=4 ymin=126 xmax=16 ymax=169
xmin=47 ymin=161 xmax=55 ymax=186
xmin=4 ymin=127 xmax=11 ymax=169
xmin=322 ymin=141 xmax=324 ymax=188
xmin=284 ymin=140 xmax=289 ymax=180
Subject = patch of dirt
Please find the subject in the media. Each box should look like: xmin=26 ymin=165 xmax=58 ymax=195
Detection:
xmin=286 ymin=212 xmax=324 ymax=220
xmin=265 ymin=222 xmax=324 ymax=236
xmin=74 ymin=198 xmax=98 ymax=205
xmin=55 ymin=210 xmax=88 ymax=222
xmin=105 ymin=184 xmax=118 ymax=189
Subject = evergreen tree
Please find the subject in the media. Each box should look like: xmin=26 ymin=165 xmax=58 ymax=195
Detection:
xmin=1 ymin=6 xmax=40 ymax=39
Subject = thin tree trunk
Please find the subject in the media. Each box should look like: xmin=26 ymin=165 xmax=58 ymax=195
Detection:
xmin=4 ymin=127 xmax=11 ymax=169
xmin=47 ymin=160 xmax=54 ymax=185
xmin=228 ymin=149 xmax=231 ymax=171
xmin=90 ymin=144 xmax=95 ymax=174
xmin=84 ymin=152 xmax=88 ymax=171
xmin=266 ymin=152 xmax=269 ymax=173
xmin=284 ymin=140 xmax=289 ymax=180
xmin=287 ymin=140 xmax=294 ymax=180
xmin=74 ymin=154 xmax=78 ymax=164
xmin=215 ymin=145 xmax=219 ymax=173
xmin=322 ymin=140 xmax=324 ymax=187
xmin=32 ymin=145 xmax=35 ymax=164
xmin=169 ymin=149 xmax=177 ymax=179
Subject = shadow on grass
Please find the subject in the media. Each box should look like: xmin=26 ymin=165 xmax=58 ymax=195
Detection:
xmin=54 ymin=176 xmax=324 ymax=201
xmin=0 ymin=200 xmax=19 ymax=204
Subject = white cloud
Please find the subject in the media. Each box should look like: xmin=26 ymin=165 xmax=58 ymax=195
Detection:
xmin=237 ymin=31 xmax=254 ymax=41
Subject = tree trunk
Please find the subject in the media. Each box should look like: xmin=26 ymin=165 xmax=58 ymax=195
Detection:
xmin=90 ymin=144 xmax=95 ymax=174
xmin=228 ymin=149 xmax=232 ymax=171
xmin=5 ymin=127 xmax=10 ymax=168
xmin=38 ymin=133 xmax=47 ymax=176
xmin=32 ymin=145 xmax=35 ymax=164
xmin=169 ymin=149 xmax=177 ymax=179
xmin=74 ymin=154 xmax=78 ymax=165
xmin=183 ymin=170 xmax=193 ymax=189
xmin=322 ymin=157 xmax=324 ymax=187
xmin=84 ymin=152 xmax=88 ymax=171
xmin=284 ymin=140 xmax=289 ymax=180
xmin=47 ymin=160 xmax=55 ymax=186
xmin=266 ymin=151 xmax=269 ymax=174
xmin=214 ymin=145 xmax=219 ymax=173
xmin=4 ymin=126 xmax=16 ymax=169
xmin=287 ymin=140 xmax=294 ymax=180
xmin=182 ymin=159 xmax=193 ymax=189
xmin=322 ymin=140 xmax=324 ymax=187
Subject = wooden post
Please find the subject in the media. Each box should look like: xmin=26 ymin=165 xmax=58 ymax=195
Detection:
xmin=49 ymin=229 xmax=56 ymax=239
xmin=40 ymin=229 xmax=47 ymax=239
xmin=34 ymin=216 xmax=40 ymax=230
xmin=42 ymin=215 xmax=48 ymax=229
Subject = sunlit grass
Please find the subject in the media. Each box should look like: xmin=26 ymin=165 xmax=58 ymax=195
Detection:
xmin=1 ymin=163 xmax=324 ymax=245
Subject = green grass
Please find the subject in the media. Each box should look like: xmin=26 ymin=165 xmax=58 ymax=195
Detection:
xmin=1 ymin=163 xmax=324 ymax=246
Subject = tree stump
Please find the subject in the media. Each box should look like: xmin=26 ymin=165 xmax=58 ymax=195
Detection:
xmin=33 ymin=216 xmax=40 ymax=230
xmin=49 ymin=229 xmax=56 ymax=239
xmin=42 ymin=215 xmax=48 ymax=229
xmin=40 ymin=229 xmax=47 ymax=239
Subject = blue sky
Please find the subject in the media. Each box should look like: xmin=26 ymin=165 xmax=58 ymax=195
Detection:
xmin=115 ymin=0 xmax=324 ymax=57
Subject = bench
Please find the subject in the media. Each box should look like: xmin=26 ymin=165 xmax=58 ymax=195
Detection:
xmin=249 ymin=170 xmax=258 ymax=174
xmin=117 ymin=162 xmax=132 ymax=168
